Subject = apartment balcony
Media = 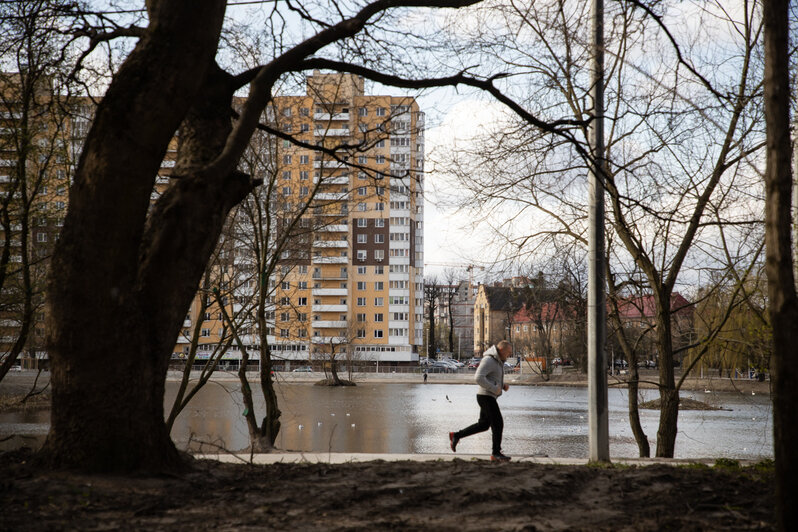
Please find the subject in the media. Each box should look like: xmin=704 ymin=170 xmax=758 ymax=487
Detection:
xmin=312 ymin=320 xmax=347 ymax=328
xmin=312 ymin=240 xmax=348 ymax=248
xmin=313 ymin=304 xmax=347 ymax=313
xmin=312 ymin=256 xmax=348 ymax=264
xmin=311 ymin=336 xmax=346 ymax=345
xmin=314 ymin=175 xmax=349 ymax=185
xmin=312 ymin=288 xmax=347 ymax=297
xmin=314 ymin=160 xmax=348 ymax=169
xmin=312 ymin=273 xmax=348 ymax=281
xmin=315 ymin=192 xmax=349 ymax=202
xmin=314 ymin=112 xmax=350 ymax=121
xmin=316 ymin=224 xmax=348 ymax=232
xmin=314 ymin=128 xmax=351 ymax=137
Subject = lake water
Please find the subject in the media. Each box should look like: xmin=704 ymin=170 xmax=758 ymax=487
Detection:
xmin=1 ymin=382 xmax=773 ymax=460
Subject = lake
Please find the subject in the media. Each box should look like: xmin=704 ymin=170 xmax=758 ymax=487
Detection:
xmin=1 ymin=381 xmax=773 ymax=460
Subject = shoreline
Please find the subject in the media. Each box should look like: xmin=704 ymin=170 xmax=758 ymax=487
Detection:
xmin=0 ymin=369 xmax=772 ymax=402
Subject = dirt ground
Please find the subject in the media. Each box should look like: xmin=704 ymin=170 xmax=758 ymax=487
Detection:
xmin=0 ymin=448 xmax=775 ymax=531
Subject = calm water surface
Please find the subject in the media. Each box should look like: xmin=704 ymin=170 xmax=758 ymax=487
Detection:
xmin=1 ymin=381 xmax=773 ymax=459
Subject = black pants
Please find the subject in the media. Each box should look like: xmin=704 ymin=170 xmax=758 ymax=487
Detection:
xmin=455 ymin=394 xmax=503 ymax=455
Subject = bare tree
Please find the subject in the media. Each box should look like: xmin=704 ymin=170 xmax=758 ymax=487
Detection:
xmin=424 ymin=276 xmax=441 ymax=358
xmin=39 ymin=0 xmax=481 ymax=473
xmin=435 ymin=0 xmax=766 ymax=458
xmin=441 ymin=268 xmax=459 ymax=354
xmin=0 ymin=1 xmax=71 ymax=381
xmin=762 ymin=0 xmax=798 ymax=527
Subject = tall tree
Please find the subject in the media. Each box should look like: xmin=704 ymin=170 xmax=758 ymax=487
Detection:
xmin=437 ymin=0 xmax=766 ymax=457
xmin=762 ymin=0 xmax=798 ymax=528
xmin=39 ymin=0 xmax=480 ymax=473
xmin=424 ymin=276 xmax=441 ymax=358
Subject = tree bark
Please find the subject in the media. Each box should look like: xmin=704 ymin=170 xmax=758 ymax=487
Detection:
xmin=39 ymin=3 xmax=230 ymax=473
xmin=653 ymin=296 xmax=678 ymax=457
xmin=763 ymin=1 xmax=798 ymax=528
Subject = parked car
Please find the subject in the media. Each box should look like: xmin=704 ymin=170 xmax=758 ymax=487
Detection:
xmin=292 ymin=366 xmax=313 ymax=372
xmin=467 ymin=360 xmax=480 ymax=370
xmin=429 ymin=361 xmax=456 ymax=372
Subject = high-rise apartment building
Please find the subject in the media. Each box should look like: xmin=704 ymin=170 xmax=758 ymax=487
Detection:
xmin=261 ymin=71 xmax=424 ymax=365
xmin=1 ymin=70 xmax=424 ymax=368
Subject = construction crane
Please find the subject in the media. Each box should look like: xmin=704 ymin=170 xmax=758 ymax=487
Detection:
xmin=424 ymin=262 xmax=485 ymax=287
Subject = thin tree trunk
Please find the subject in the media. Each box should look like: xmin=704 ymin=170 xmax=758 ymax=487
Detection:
xmin=654 ymin=302 xmax=678 ymax=458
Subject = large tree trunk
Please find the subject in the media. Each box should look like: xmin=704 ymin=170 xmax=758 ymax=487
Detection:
xmin=763 ymin=1 xmax=798 ymax=528
xmin=39 ymin=3 xmax=234 ymax=473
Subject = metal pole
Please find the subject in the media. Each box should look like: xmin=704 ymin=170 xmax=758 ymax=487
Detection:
xmin=588 ymin=0 xmax=610 ymax=463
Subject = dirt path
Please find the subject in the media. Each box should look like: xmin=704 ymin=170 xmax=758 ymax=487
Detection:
xmin=0 ymin=449 xmax=775 ymax=531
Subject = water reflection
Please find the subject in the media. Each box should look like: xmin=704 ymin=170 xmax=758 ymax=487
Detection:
xmin=2 ymin=382 xmax=773 ymax=460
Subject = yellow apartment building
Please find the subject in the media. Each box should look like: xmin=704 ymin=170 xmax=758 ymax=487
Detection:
xmin=1 ymin=71 xmax=425 ymax=368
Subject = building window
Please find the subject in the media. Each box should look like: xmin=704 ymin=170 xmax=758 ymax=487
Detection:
xmin=300 ymin=154 xmax=309 ymax=164
xmin=357 ymin=281 xmax=366 ymax=290
xmin=358 ymin=186 xmax=367 ymax=196
xmin=37 ymin=232 xmax=48 ymax=242
xmin=357 ymin=250 xmax=367 ymax=261
xmin=375 ymin=297 xmax=384 ymax=306
xmin=375 ymin=218 xmax=385 ymax=227
xmin=376 ymin=107 xmax=386 ymax=116
xmin=375 ymin=265 xmax=383 ymax=274
xmin=298 ymin=297 xmax=307 ymax=306
xmin=357 ymin=297 xmax=366 ymax=306
xmin=357 ymin=329 xmax=366 ymax=338
xmin=374 ymin=234 xmax=384 ymax=244
xmin=357 ymin=313 xmax=366 ymax=322
xmin=374 ymin=281 xmax=383 ymax=290
xmin=282 ymin=171 xmax=291 ymax=179
xmin=357 ymin=218 xmax=367 ymax=227
xmin=374 ymin=250 xmax=384 ymax=261
xmin=357 ymin=202 xmax=367 ymax=211
xmin=201 ymin=328 xmax=211 ymax=337
xmin=300 ymin=107 xmax=309 ymax=116
xmin=375 ymin=155 xmax=385 ymax=164
xmin=374 ymin=330 xmax=384 ymax=338
xmin=374 ymin=313 xmax=384 ymax=322
xmin=358 ymin=107 xmax=367 ymax=116
xmin=280 ymin=329 xmax=289 ymax=337
xmin=283 ymin=155 xmax=292 ymax=164
xmin=357 ymin=234 xmax=367 ymax=243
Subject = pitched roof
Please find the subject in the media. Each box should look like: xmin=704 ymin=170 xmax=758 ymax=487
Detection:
xmin=483 ymin=286 xmax=524 ymax=312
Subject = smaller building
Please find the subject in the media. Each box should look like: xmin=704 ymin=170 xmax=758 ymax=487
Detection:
xmin=473 ymin=284 xmax=526 ymax=356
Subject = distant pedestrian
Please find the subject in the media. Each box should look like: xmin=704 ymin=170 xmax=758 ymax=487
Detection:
xmin=449 ymin=340 xmax=512 ymax=462
xmin=423 ymin=369 xmax=428 ymax=383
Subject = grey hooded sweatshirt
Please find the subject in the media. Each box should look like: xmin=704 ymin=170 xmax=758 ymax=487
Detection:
xmin=475 ymin=345 xmax=505 ymax=398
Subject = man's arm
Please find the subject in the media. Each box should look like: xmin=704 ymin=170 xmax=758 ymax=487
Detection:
xmin=474 ymin=358 xmax=500 ymax=395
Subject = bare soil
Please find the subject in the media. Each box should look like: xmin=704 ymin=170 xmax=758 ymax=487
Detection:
xmin=0 ymin=448 xmax=774 ymax=531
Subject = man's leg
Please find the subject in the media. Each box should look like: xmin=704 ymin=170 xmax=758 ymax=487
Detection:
xmin=482 ymin=396 xmax=504 ymax=455
xmin=450 ymin=395 xmax=492 ymax=451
